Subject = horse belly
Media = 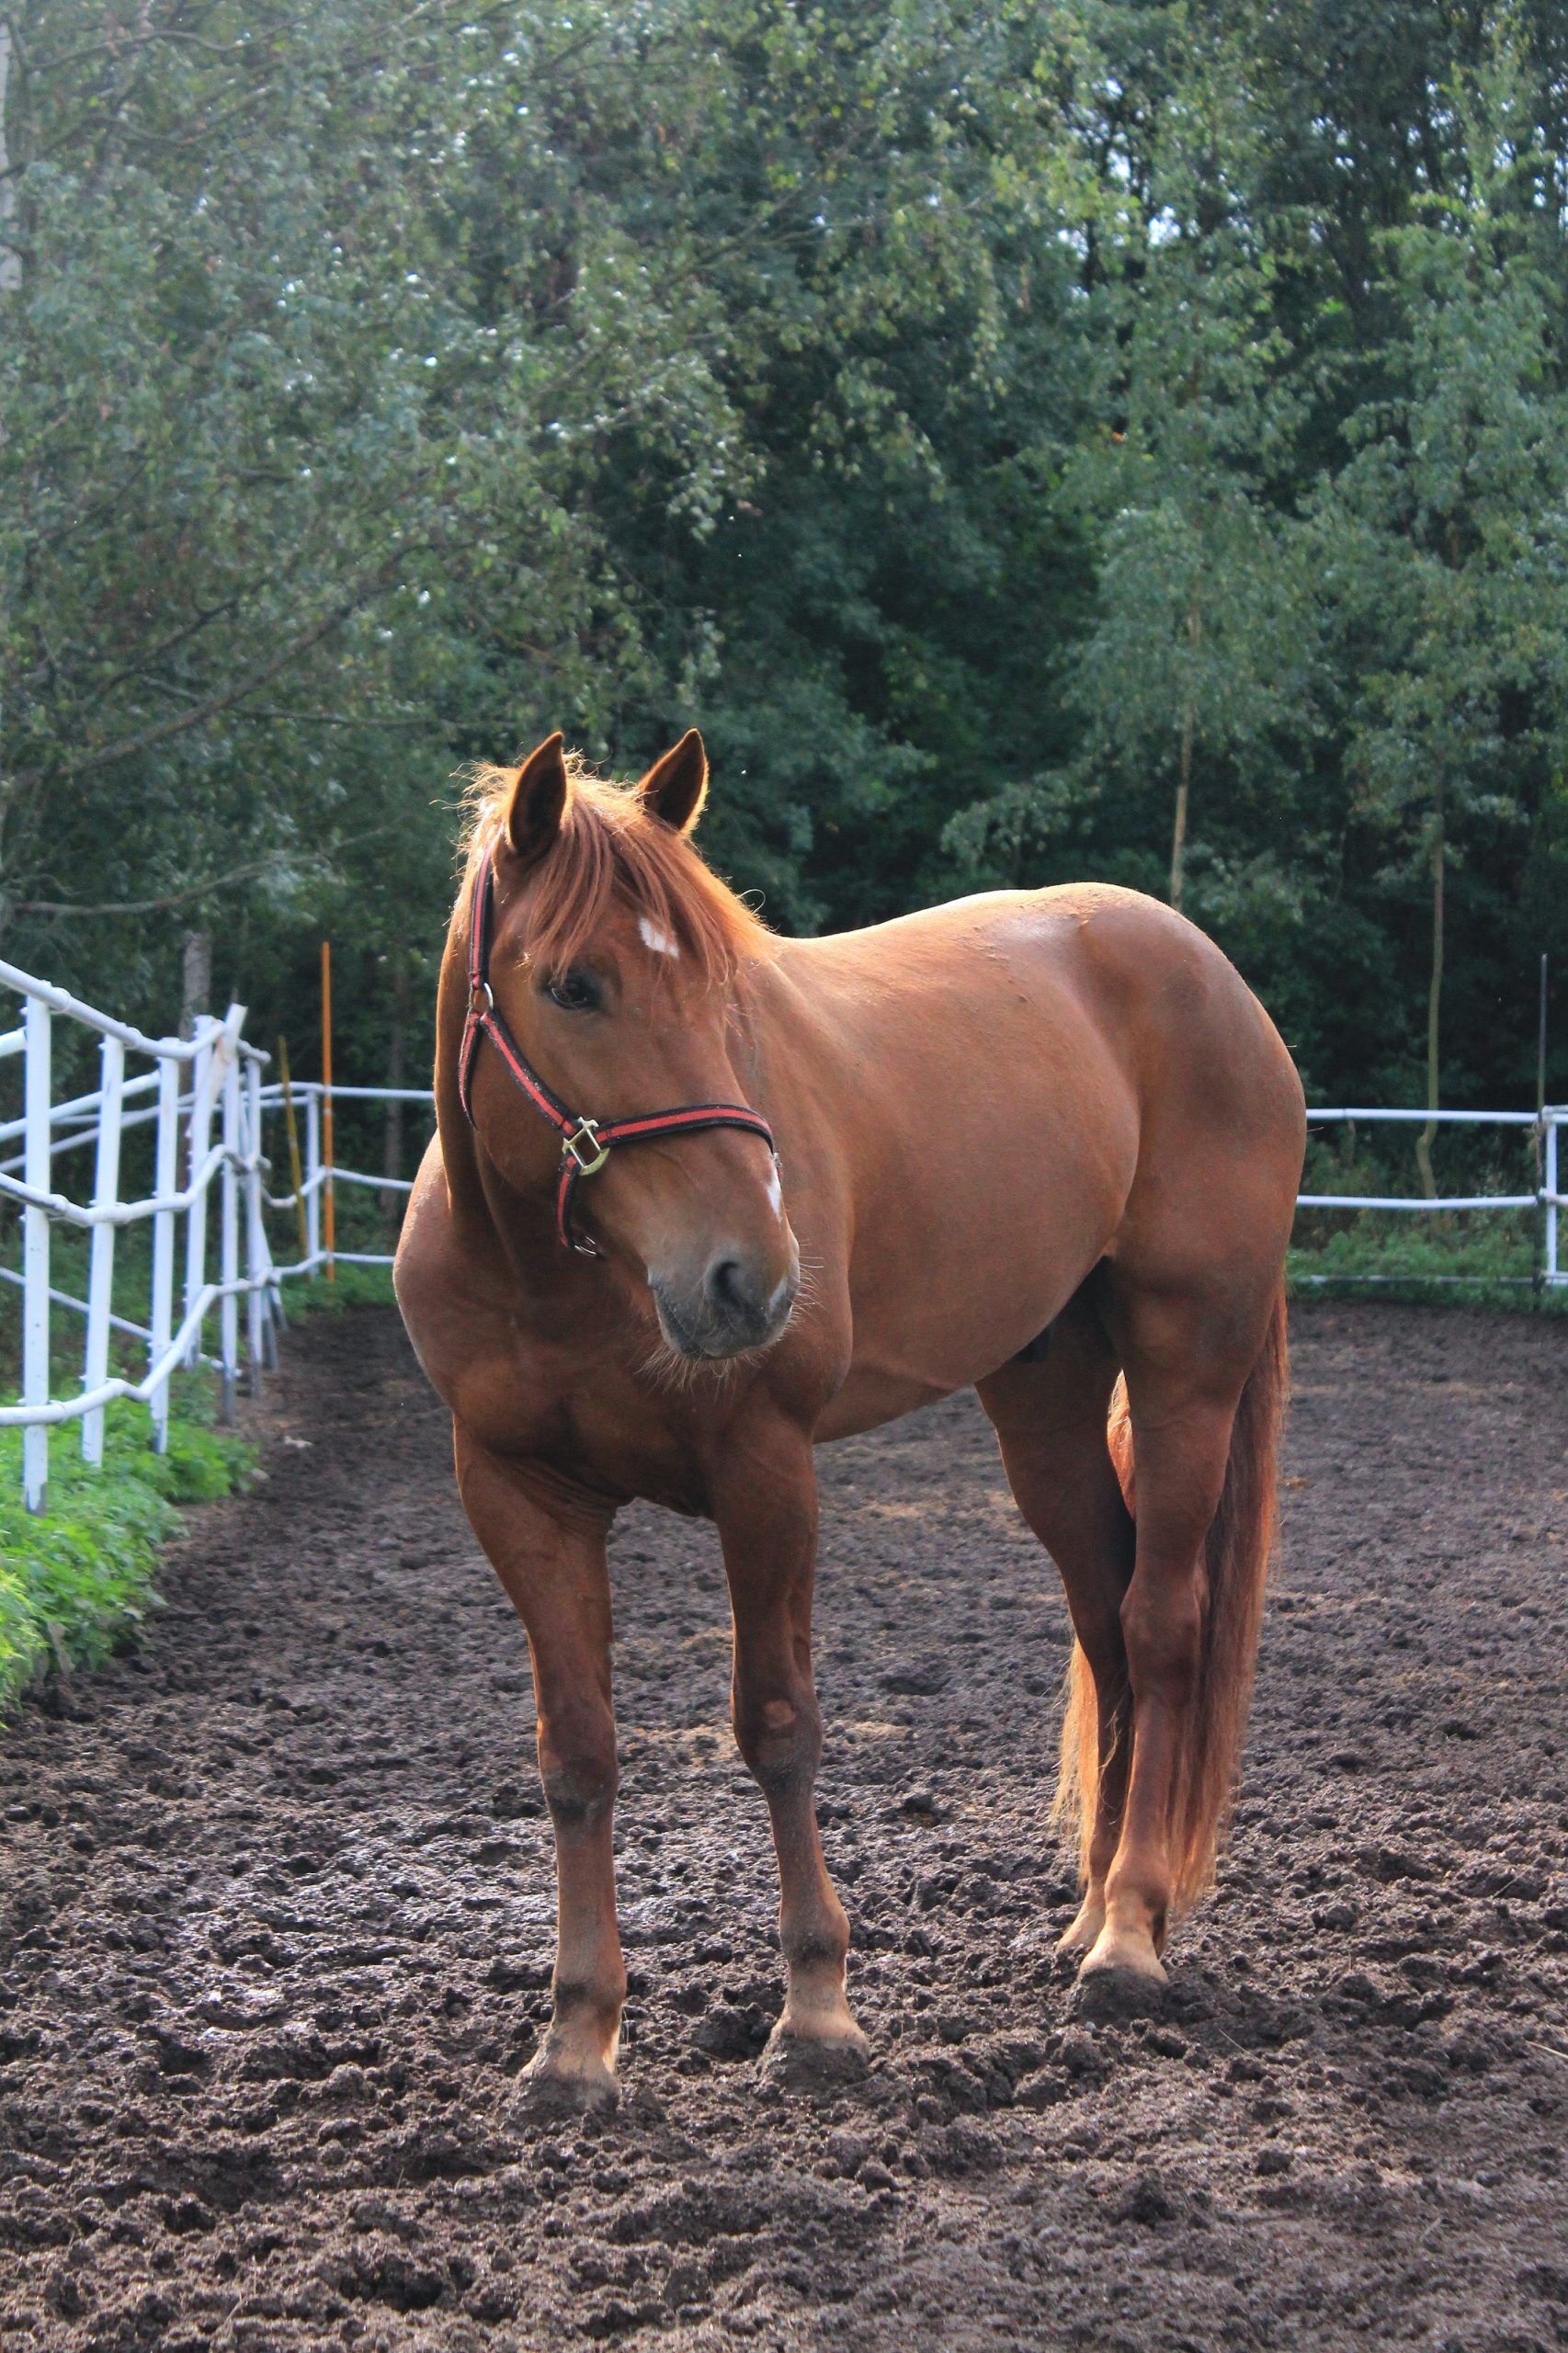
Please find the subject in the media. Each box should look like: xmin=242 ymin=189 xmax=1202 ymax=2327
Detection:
xmin=818 ymin=1003 xmax=1134 ymax=1437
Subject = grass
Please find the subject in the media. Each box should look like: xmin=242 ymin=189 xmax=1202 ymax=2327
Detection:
xmin=0 ymin=1174 xmax=400 ymax=1718
xmin=279 ymin=1258 xmax=398 ymax=1313
xmin=0 ymin=1087 xmax=414 ymax=1717
xmin=0 ymin=1214 xmax=399 ymax=1717
xmin=0 ymin=1377 xmax=253 ymax=1713
xmin=1288 ymin=1121 xmax=1565 ymax=1311
xmin=1288 ymin=1190 xmax=1564 ymax=1310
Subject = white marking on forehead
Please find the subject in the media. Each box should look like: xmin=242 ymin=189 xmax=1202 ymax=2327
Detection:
xmin=639 ymin=915 xmax=679 ymax=959
xmin=765 ymin=1163 xmax=783 ymax=1220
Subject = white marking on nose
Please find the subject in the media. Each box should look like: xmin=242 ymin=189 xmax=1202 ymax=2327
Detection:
xmin=764 ymin=1164 xmax=783 ymax=1221
xmin=767 ymin=1268 xmax=794 ymax=1315
xmin=639 ymin=915 xmax=679 ymax=959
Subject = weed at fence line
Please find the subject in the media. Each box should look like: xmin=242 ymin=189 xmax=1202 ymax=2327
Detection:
xmin=281 ymin=1260 xmax=399 ymax=1314
xmin=0 ymin=1378 xmax=253 ymax=1713
xmin=1288 ymin=1206 xmax=1565 ymax=1311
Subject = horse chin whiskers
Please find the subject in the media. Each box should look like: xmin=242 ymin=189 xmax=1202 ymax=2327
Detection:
xmin=636 ymin=1336 xmax=748 ymax=1397
xmin=638 ymin=1291 xmax=800 ymax=1392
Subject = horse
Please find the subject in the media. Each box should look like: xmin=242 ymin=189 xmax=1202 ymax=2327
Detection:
xmin=393 ymin=727 xmax=1306 ymax=2109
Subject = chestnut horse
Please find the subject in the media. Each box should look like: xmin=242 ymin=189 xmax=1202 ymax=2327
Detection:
xmin=394 ymin=729 xmax=1305 ymax=2107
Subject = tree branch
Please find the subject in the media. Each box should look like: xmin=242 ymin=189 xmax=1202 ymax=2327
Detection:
xmin=17 ymin=857 xmax=283 ymax=918
xmin=40 ymin=567 xmax=404 ymax=781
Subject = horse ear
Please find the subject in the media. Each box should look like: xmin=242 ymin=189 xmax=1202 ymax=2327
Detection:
xmin=637 ymin=729 xmax=709 ymax=835
xmin=501 ymin=733 xmax=569 ymax=866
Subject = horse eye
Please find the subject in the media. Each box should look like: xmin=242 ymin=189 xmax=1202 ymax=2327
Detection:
xmin=544 ymin=968 xmax=601 ymax=1013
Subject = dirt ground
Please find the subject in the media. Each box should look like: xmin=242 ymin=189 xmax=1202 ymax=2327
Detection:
xmin=0 ymin=1301 xmax=1563 ymax=2353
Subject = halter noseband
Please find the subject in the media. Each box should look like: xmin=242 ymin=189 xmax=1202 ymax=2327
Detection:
xmin=457 ymin=859 xmax=776 ymax=1257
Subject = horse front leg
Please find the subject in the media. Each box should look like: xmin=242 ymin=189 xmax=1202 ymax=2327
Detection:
xmin=713 ymin=1430 xmax=866 ymax=2078
xmin=454 ymin=1426 xmax=626 ymax=2109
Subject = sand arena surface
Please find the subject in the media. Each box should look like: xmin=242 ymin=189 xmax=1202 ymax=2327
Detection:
xmin=0 ymin=1302 xmax=1563 ymax=2350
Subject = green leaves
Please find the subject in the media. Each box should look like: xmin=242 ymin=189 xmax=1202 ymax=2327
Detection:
xmin=1 ymin=0 xmax=1563 ymax=1118
xmin=0 ymin=1388 xmax=252 ymax=1710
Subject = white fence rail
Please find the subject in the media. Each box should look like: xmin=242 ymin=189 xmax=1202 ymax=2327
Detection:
xmin=0 ymin=958 xmax=433 ymax=1514
xmin=2 ymin=952 xmax=1563 ymax=1512
xmin=1301 ymin=1106 xmax=1564 ymax=1289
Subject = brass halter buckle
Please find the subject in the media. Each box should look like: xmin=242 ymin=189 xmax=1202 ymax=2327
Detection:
xmin=562 ymin=1117 xmax=610 ymax=1177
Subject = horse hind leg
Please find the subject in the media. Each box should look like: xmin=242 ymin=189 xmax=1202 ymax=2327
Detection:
xmin=977 ymin=1285 xmax=1137 ymax=1961
xmin=1079 ymin=1279 xmax=1287 ymax=2007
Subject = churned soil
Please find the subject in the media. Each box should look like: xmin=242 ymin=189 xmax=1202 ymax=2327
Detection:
xmin=0 ymin=1302 xmax=1564 ymax=2353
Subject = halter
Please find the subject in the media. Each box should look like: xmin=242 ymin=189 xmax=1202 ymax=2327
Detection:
xmin=457 ymin=859 xmax=776 ymax=1257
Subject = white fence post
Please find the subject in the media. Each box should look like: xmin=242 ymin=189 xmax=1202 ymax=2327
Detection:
xmin=183 ymin=1017 xmax=214 ymax=1366
xmin=305 ymin=1086 xmax=321 ymax=1274
xmin=149 ymin=1054 xmax=179 ymax=1454
xmin=244 ymin=1055 xmax=267 ymax=1388
xmin=80 ymin=1033 xmax=125 ymax=1466
xmin=1547 ymin=1113 xmax=1560 ymax=1288
xmin=21 ymin=996 xmax=51 ymax=1514
xmin=220 ymin=1035 xmax=240 ymax=1422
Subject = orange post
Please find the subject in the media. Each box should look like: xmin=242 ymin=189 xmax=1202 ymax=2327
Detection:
xmin=321 ymin=941 xmax=336 ymax=1281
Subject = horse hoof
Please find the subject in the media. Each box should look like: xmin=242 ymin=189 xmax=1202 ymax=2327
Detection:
xmin=509 ymin=2056 xmax=620 ymax=2120
xmin=1069 ymin=1963 xmax=1169 ymax=2023
xmin=757 ymin=2022 xmax=870 ymax=2091
xmin=1055 ymin=1897 xmax=1108 ymax=1960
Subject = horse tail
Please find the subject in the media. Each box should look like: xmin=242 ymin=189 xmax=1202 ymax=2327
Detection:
xmin=1054 ymin=1283 xmax=1289 ymax=1915
xmin=1170 ymin=1283 xmax=1289 ymax=1910
xmin=1051 ymin=1380 xmax=1135 ymax=1884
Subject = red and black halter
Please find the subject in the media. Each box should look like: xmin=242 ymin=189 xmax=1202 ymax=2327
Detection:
xmin=458 ymin=859 xmax=776 ymax=1257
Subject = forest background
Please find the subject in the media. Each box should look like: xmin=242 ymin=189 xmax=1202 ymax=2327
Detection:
xmin=5 ymin=0 xmax=1568 ymax=1188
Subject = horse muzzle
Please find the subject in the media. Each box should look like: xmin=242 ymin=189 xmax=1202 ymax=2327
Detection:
xmin=653 ymin=1249 xmax=800 ymax=1361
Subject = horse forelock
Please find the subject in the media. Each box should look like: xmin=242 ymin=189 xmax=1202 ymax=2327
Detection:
xmin=459 ymin=757 xmax=769 ymax=989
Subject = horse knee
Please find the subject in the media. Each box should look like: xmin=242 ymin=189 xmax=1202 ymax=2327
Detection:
xmin=733 ymin=1684 xmax=822 ymax=1799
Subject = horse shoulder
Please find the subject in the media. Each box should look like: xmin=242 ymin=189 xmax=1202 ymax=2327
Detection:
xmin=392 ymin=1135 xmax=552 ymax=1443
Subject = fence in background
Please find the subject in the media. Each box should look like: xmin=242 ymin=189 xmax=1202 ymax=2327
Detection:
xmin=0 ymin=955 xmax=432 ymax=1514
xmin=0 ymin=960 xmax=278 ymax=1512
xmin=1300 ymin=1106 xmax=1563 ymax=1289
xmin=2 ymin=952 xmax=1564 ymax=1512
xmin=258 ymin=1077 xmax=434 ymax=1280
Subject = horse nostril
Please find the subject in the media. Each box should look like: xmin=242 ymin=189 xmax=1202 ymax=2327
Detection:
xmin=661 ymin=1252 xmax=795 ymax=1357
xmin=706 ymin=1256 xmax=756 ymax=1322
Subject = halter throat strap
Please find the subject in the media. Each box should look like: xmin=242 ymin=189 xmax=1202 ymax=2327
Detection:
xmin=457 ymin=858 xmax=775 ymax=1256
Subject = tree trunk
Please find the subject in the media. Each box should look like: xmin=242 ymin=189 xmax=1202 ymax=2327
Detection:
xmin=381 ymin=945 xmax=409 ymax=1241
xmin=179 ymin=929 xmax=212 ymax=1039
xmin=1415 ymin=801 xmax=1444 ymax=1200
xmin=0 ymin=23 xmax=20 ymax=295
xmin=1169 ymin=593 xmax=1201 ymax=914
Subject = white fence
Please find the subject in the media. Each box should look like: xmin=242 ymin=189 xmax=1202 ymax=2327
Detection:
xmin=0 ymin=956 xmax=430 ymax=1515
xmin=1 ymin=954 xmax=1564 ymax=1513
xmin=1301 ymin=1106 xmax=1563 ymax=1288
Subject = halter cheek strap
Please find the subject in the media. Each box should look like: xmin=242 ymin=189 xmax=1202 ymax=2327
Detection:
xmin=457 ymin=860 xmax=776 ymax=1256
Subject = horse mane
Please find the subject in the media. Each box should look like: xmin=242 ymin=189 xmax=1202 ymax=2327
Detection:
xmin=460 ymin=753 xmax=772 ymax=988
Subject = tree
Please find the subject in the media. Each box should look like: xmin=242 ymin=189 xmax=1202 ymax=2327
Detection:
xmin=3 ymin=0 xmax=1566 ymax=1131
xmin=1053 ymin=15 xmax=1316 ymax=918
xmin=1312 ymin=20 xmax=1568 ymax=1184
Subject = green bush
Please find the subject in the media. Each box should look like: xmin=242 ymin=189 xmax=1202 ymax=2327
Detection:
xmin=279 ymin=1260 xmax=398 ymax=1313
xmin=1288 ymin=1205 xmax=1564 ymax=1312
xmin=0 ymin=1378 xmax=252 ymax=1711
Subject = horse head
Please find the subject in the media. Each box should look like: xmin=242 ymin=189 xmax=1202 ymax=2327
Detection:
xmin=457 ymin=729 xmax=799 ymax=1360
